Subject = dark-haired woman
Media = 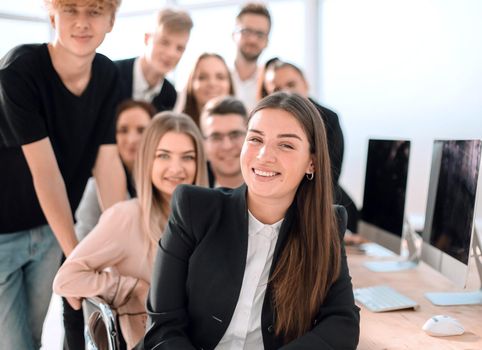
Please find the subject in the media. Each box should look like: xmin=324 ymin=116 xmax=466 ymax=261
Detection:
xmin=141 ymin=92 xmax=360 ymax=349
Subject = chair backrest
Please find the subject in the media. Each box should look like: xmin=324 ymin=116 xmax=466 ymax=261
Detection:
xmin=82 ymin=297 xmax=119 ymax=350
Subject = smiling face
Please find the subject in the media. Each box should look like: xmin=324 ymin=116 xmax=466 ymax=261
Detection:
xmin=151 ymin=131 xmax=197 ymax=200
xmin=144 ymin=26 xmax=190 ymax=77
xmin=192 ymin=56 xmax=232 ymax=110
xmin=116 ymin=106 xmax=152 ymax=172
xmin=241 ymin=108 xmax=314 ymax=207
xmin=50 ymin=1 xmax=114 ymax=58
xmin=234 ymin=13 xmax=270 ymax=62
xmin=202 ymin=113 xmax=247 ymax=179
xmin=266 ymin=65 xmax=309 ymax=97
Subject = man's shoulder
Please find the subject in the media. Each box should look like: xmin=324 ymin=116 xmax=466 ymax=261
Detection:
xmin=114 ymin=57 xmax=137 ymax=70
xmin=92 ymin=52 xmax=118 ymax=72
xmin=90 ymin=53 xmax=124 ymax=93
xmin=162 ymin=77 xmax=176 ymax=94
xmin=0 ymin=44 xmax=46 ymax=73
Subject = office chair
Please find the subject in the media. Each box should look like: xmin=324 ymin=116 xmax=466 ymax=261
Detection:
xmin=82 ymin=296 xmax=119 ymax=350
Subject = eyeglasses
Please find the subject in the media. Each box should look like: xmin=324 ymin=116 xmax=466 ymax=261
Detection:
xmin=235 ymin=27 xmax=268 ymax=40
xmin=205 ymin=130 xmax=246 ymax=144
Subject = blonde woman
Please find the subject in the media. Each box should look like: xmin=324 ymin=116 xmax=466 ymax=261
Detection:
xmin=53 ymin=112 xmax=208 ymax=349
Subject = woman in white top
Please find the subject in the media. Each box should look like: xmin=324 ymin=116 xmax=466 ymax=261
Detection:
xmin=141 ymin=92 xmax=360 ymax=349
xmin=54 ymin=112 xmax=208 ymax=349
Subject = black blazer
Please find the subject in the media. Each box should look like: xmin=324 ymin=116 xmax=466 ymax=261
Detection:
xmin=115 ymin=57 xmax=177 ymax=112
xmin=140 ymin=185 xmax=360 ymax=349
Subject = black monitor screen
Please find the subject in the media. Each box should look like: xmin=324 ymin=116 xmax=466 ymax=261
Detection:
xmin=361 ymin=139 xmax=410 ymax=236
xmin=429 ymin=140 xmax=481 ymax=265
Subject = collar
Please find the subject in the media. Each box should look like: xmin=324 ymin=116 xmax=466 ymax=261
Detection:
xmin=248 ymin=210 xmax=283 ymax=240
xmin=231 ymin=65 xmax=259 ymax=84
xmin=133 ymin=57 xmax=164 ymax=98
xmin=230 ymin=184 xmax=295 ymax=258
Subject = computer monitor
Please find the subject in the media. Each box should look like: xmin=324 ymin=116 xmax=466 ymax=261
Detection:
xmin=422 ymin=139 xmax=482 ymax=306
xmin=358 ymin=139 xmax=418 ymax=271
xmin=359 ymin=139 xmax=410 ymax=253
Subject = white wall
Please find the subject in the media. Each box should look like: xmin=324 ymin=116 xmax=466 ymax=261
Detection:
xmin=320 ymin=0 xmax=482 ymax=221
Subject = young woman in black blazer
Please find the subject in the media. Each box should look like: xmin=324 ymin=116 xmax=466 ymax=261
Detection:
xmin=140 ymin=92 xmax=360 ymax=349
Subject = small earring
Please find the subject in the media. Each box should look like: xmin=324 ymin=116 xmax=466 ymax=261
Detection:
xmin=306 ymin=172 xmax=314 ymax=181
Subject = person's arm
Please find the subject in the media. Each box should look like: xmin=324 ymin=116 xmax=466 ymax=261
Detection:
xmin=142 ymin=185 xmax=197 ymax=350
xmin=22 ymin=137 xmax=78 ymax=256
xmin=53 ymin=202 xmax=139 ymax=310
xmin=74 ymin=178 xmax=102 ymax=241
xmin=92 ymin=144 xmax=127 ymax=211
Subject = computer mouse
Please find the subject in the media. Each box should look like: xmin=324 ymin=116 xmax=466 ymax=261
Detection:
xmin=422 ymin=315 xmax=465 ymax=336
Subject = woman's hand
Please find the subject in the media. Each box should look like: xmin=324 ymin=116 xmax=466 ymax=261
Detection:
xmin=117 ymin=279 xmax=149 ymax=315
xmin=66 ymin=296 xmax=83 ymax=310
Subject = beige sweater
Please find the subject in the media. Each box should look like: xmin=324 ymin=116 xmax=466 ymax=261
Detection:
xmin=53 ymin=199 xmax=155 ymax=349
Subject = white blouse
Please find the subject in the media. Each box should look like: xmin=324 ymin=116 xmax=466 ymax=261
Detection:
xmin=215 ymin=211 xmax=283 ymax=350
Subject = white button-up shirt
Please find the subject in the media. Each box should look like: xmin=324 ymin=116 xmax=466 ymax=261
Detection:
xmin=215 ymin=211 xmax=283 ymax=350
xmin=231 ymin=68 xmax=259 ymax=113
xmin=132 ymin=57 xmax=164 ymax=103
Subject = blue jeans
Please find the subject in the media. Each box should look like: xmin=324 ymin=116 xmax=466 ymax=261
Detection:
xmin=0 ymin=225 xmax=62 ymax=349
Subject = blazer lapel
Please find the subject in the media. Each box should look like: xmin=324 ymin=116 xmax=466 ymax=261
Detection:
xmin=207 ymin=185 xmax=249 ymax=335
xmin=228 ymin=184 xmax=249 ymax=285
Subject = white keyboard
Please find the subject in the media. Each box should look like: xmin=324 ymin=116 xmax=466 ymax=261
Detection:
xmin=354 ymin=285 xmax=419 ymax=312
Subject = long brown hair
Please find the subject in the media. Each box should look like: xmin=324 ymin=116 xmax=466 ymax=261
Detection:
xmin=250 ymin=92 xmax=341 ymax=342
xmin=183 ymin=53 xmax=235 ymax=126
xmin=255 ymin=57 xmax=280 ymax=101
xmin=134 ymin=112 xmax=208 ymax=257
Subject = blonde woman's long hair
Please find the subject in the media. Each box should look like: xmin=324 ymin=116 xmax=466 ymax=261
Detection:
xmin=134 ymin=112 xmax=208 ymax=256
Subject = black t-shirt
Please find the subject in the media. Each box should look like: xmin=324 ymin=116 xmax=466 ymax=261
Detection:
xmin=0 ymin=44 xmax=122 ymax=233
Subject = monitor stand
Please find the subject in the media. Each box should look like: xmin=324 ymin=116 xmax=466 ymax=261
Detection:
xmin=425 ymin=230 xmax=482 ymax=306
xmin=364 ymin=219 xmax=421 ymax=272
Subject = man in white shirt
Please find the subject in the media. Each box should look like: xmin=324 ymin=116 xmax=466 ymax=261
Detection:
xmin=116 ymin=8 xmax=193 ymax=112
xmin=232 ymin=3 xmax=271 ymax=111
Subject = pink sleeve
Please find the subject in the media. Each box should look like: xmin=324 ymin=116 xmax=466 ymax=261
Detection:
xmin=53 ymin=202 xmax=140 ymax=307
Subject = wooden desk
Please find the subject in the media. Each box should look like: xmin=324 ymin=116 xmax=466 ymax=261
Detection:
xmin=347 ymin=247 xmax=482 ymax=349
